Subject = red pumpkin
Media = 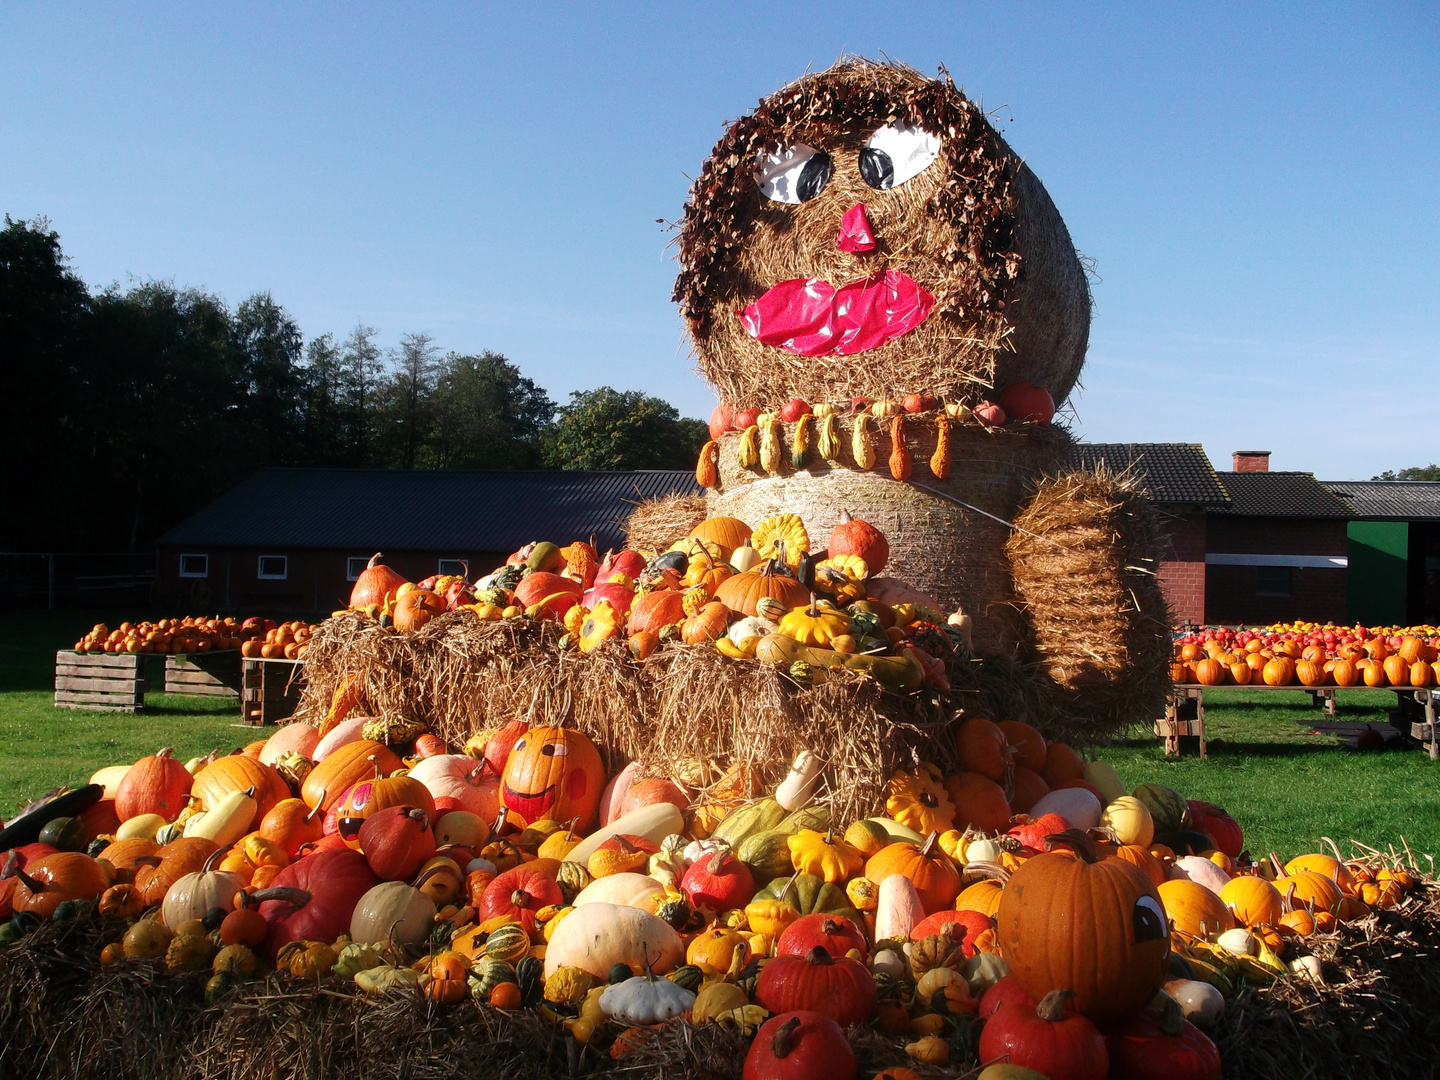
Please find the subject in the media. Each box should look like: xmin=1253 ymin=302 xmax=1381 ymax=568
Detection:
xmin=955 ymin=718 xmax=1010 ymax=782
xmin=357 ymin=805 xmax=435 ymax=881
xmin=775 ymin=913 xmax=867 ymax=960
xmin=407 ymin=755 xmax=501 ymax=821
xmin=1040 ymin=742 xmax=1087 ymax=787
xmin=979 ymin=974 xmax=1036 ymax=1019
xmin=743 ymin=1011 xmax=856 ymax=1080
xmin=1007 ymin=813 xmax=1070 ymax=852
xmin=944 ymin=772 xmax=1011 ymax=833
xmin=77 ymin=798 xmax=122 ymax=843
xmin=998 ymin=380 xmax=1057 ymax=424
xmin=909 ymin=908 xmax=994 ymax=956
xmin=626 ymin=589 xmax=687 ymax=635
xmin=978 ymin=990 xmax=1108 ymax=1080
xmin=500 ymin=726 xmax=604 ymax=831
xmin=1186 ymin=801 xmax=1243 ymax=859
xmin=257 ymin=848 xmax=379 ymax=959
xmin=709 ymin=403 xmax=733 ymax=440
xmin=756 ymin=946 xmax=875 ymax=1026
xmin=680 ymin=850 xmax=754 ymax=912
xmin=1009 ymin=767 xmax=1051 ymax=814
xmin=477 ymin=865 xmax=563 ymax=938
xmin=582 ymin=582 xmax=636 ymax=616
xmin=511 ymin=572 xmax=582 ymax=611
xmin=597 ymin=549 xmax=647 ymax=581
xmin=483 ymin=720 xmax=529 ymax=778
xmin=349 ymin=553 xmax=408 ymax=609
xmin=10 ymin=852 xmax=110 ymax=918
xmin=828 ymin=510 xmax=889 ymax=575
xmin=114 ymin=748 xmax=192 ymax=822
xmin=618 ymin=778 xmax=690 ymax=817
xmin=412 ymin=734 xmax=448 ymax=759
xmin=1104 ymin=997 xmax=1222 ymax=1080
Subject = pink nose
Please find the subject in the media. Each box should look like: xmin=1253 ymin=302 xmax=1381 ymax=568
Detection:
xmin=836 ymin=203 xmax=877 ymax=253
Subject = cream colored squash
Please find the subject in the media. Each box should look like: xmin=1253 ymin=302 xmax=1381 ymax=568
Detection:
xmin=542 ymin=902 xmax=685 ymax=980
xmin=349 ymin=881 xmax=436 ymax=945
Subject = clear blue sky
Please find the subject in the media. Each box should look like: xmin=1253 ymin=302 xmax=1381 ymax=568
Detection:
xmin=4 ymin=3 xmax=1436 ymax=479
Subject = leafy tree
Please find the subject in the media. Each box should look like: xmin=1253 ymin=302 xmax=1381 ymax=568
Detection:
xmin=427 ymin=351 xmax=555 ymax=468
xmin=339 ymin=323 xmax=384 ymax=465
xmin=387 ymin=332 xmax=440 ymax=469
xmin=541 ymin=387 xmax=708 ymax=471
xmin=235 ymin=292 xmax=304 ymax=454
xmin=1373 ymin=465 xmax=1440 ymax=481
xmin=297 ymin=332 xmax=345 ymax=463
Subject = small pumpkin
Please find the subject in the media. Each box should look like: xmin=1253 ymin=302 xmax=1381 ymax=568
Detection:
xmin=885 ymin=769 xmax=957 ymax=837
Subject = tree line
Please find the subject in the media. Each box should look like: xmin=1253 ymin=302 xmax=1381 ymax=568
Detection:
xmin=0 ymin=217 xmax=707 ymax=552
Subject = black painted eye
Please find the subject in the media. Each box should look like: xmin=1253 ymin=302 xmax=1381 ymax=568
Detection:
xmin=756 ymin=144 xmax=832 ymax=204
xmin=860 ymin=123 xmax=941 ymax=190
xmin=1133 ymin=895 xmax=1166 ymax=942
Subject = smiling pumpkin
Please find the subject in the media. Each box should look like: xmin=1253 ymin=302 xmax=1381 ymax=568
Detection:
xmin=500 ymin=726 xmax=604 ymax=831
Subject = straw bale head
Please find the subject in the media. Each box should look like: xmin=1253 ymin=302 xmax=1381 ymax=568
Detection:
xmin=675 ymin=58 xmax=1090 ymax=410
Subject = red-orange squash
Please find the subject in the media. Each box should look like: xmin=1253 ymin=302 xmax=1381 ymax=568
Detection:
xmin=301 ymin=741 xmax=404 ymax=814
xmin=114 ymin=748 xmax=192 ymax=823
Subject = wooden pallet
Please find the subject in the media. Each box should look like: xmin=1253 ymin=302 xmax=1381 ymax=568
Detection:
xmin=54 ymin=651 xmax=146 ymax=712
xmin=163 ymin=652 xmax=240 ymax=699
xmin=240 ymin=658 xmax=303 ymax=726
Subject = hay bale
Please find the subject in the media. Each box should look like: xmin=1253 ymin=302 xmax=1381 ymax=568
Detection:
xmin=1007 ymin=467 xmax=1174 ymax=739
xmin=675 ymin=57 xmax=1090 ymax=410
xmin=709 ymin=417 xmax=1073 ymax=655
xmin=624 ymin=493 xmax=709 ymax=554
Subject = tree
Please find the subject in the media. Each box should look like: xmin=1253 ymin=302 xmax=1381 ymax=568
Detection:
xmin=338 ymin=323 xmax=384 ymax=465
xmin=297 ymin=332 xmax=345 ymax=462
xmin=235 ymin=292 xmax=304 ymax=455
xmin=1373 ymin=465 xmax=1440 ymax=481
xmin=427 ymin=351 xmax=555 ymax=468
xmin=541 ymin=387 xmax=708 ymax=471
xmin=388 ymin=332 xmax=440 ymax=469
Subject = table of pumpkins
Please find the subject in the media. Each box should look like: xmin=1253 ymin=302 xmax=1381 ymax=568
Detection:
xmin=1 ymin=705 xmax=1431 ymax=1080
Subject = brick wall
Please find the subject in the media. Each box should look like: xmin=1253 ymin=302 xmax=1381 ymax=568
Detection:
xmin=1154 ymin=512 xmax=1206 ymax=624
xmin=1205 ymin=565 xmax=1348 ymax=624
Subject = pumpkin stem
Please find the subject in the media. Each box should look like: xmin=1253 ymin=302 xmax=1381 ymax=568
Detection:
xmin=494 ymin=806 xmax=509 ymax=834
xmin=0 ymin=851 xmax=15 ymax=879
xmin=407 ymin=808 xmax=431 ymax=831
xmin=202 ymin=845 xmax=233 ymax=872
xmin=823 ymin=827 xmax=834 ymax=846
xmin=1268 ymin=852 xmax=1286 ymax=878
xmin=511 ymin=888 xmax=534 ymax=909
xmin=1043 ymin=829 xmax=1099 ymax=864
xmin=804 ymin=945 xmax=834 ymax=966
xmin=305 ymin=795 xmax=326 ymax=823
xmin=778 ymin=869 xmax=801 ymax=905
xmin=820 ymin=917 xmax=843 ymax=935
xmin=1158 ymin=992 xmax=1185 ymax=1037
xmin=918 ymin=831 xmax=940 ymax=858
xmin=369 ymin=755 xmax=382 ymax=780
xmin=13 ymin=867 xmax=41 ymax=892
xmin=367 ymin=552 xmax=383 ymax=570
xmin=1035 ymin=988 xmax=1077 ymax=1022
xmin=706 ymin=850 xmax=727 ymax=875
xmin=157 ymin=747 xmax=174 ymax=760
xmin=245 ymin=886 xmax=313 ymax=908
xmin=770 ymin=1015 xmax=802 ymax=1059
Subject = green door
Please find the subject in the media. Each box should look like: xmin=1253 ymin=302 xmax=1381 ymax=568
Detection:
xmin=1347 ymin=521 xmax=1408 ymax=625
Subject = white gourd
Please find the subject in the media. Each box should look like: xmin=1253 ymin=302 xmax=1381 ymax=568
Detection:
xmin=774 ymin=752 xmax=823 ymax=812
xmin=599 ymin=972 xmax=696 ymax=1024
xmin=350 ymin=881 xmax=436 ymax=945
xmin=566 ymin=803 xmax=685 ymax=866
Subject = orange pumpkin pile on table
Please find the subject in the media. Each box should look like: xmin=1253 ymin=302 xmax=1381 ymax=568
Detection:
xmin=1173 ymin=622 xmax=1440 ymax=688
xmin=72 ymin=616 xmax=317 ymax=659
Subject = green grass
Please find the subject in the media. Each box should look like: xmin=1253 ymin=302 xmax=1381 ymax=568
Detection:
xmin=2 ymin=612 xmax=1439 ymax=863
xmin=0 ymin=610 xmax=250 ymax=815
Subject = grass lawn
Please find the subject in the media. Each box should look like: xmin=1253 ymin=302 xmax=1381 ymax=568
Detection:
xmin=2 ymin=611 xmax=1439 ymax=862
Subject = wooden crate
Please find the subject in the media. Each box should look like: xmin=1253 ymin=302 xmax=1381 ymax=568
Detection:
xmin=54 ymin=651 xmax=146 ymax=712
xmin=241 ymin=658 xmax=303 ymax=726
xmin=163 ymin=651 xmax=241 ymax=699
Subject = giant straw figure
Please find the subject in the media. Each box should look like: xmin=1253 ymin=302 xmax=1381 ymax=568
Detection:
xmin=674 ymin=59 xmax=1171 ymax=735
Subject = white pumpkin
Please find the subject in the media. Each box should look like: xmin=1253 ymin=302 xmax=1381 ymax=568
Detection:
xmin=599 ymin=972 xmax=696 ymax=1024
xmin=874 ymin=873 xmax=925 ymax=941
xmin=962 ymin=837 xmax=1003 ymax=865
xmin=405 ymin=755 xmax=499 ymax=819
xmin=161 ymin=859 xmax=246 ymax=930
xmin=598 ymin=761 xmax=641 ymax=828
xmin=1030 ymin=788 xmax=1103 ymax=831
xmin=1215 ymin=927 xmax=1258 ymax=957
xmin=542 ymin=902 xmax=685 ymax=980
xmin=572 ymin=873 xmax=666 ymax=910
xmin=313 ymin=715 xmax=368 ymax=761
xmin=1163 ymin=978 xmax=1225 ymax=1030
xmin=963 ymin=951 xmax=1009 ymax=995
xmin=350 ymin=881 xmax=436 ymax=945
xmin=1169 ymin=855 xmax=1231 ymax=896
xmin=727 ymin=615 xmax=776 ymax=647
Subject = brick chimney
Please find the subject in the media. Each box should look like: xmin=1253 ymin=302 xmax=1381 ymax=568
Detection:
xmin=1232 ymin=450 xmax=1270 ymax=472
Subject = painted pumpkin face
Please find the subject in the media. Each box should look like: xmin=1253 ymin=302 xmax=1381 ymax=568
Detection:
xmin=500 ymin=726 xmax=603 ymax=832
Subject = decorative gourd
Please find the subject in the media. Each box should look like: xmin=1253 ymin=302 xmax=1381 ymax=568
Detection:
xmin=1156 ymin=879 xmax=1235 ymax=938
xmin=884 ymin=769 xmax=956 ymax=836
xmin=501 ymin=726 xmax=605 ymax=831
xmin=743 ymin=1012 xmax=856 ymax=1080
xmin=695 ymin=440 xmax=720 ymax=487
xmin=774 ymin=752 xmax=824 ymax=812
xmin=183 ymin=785 xmax=258 ymax=846
xmin=191 ymin=755 xmax=288 ymax=823
xmin=1131 ymin=784 xmax=1192 ymax=835
xmin=977 ymin=990 xmax=1109 ymax=1080
xmin=888 ymin=415 xmax=913 ymax=480
xmin=1099 ymin=796 xmax=1155 ymax=848
xmin=541 ymin=902 xmax=685 ymax=980
xmin=929 ymin=413 xmax=951 ymax=478
xmin=1162 ymin=978 xmax=1225 ymax=1031
xmin=865 ymin=833 xmax=961 ymax=913
xmin=996 ymin=831 xmax=1169 ymax=1022
xmin=601 ymin=965 xmax=696 ymax=1024
xmin=686 ymin=927 xmax=750 ymax=971
xmin=851 ymin=414 xmax=877 ymax=469
xmin=114 ymin=748 xmax=192 ymax=823
xmin=349 ymin=880 xmax=437 ymax=945
xmin=692 ymin=980 xmax=750 ymax=1023
xmin=787 ymin=829 xmax=863 ymax=884
xmin=756 ymin=945 xmax=876 ymax=1026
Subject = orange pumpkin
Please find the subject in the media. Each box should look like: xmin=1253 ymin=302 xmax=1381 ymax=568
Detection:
xmin=1040 ymin=742 xmax=1086 ymax=787
xmin=500 ymin=726 xmax=605 ymax=832
xmin=996 ymin=831 xmax=1169 ymax=1022
xmin=1105 ymin=843 xmax=1167 ymax=889
xmin=301 ymin=740 xmax=404 ymax=813
xmin=1262 ymin=657 xmax=1295 ymax=686
xmin=954 ymin=718 xmax=1009 ymax=782
xmin=1295 ymin=660 xmax=1327 ymax=687
xmin=257 ymin=798 xmax=326 ymax=857
xmin=864 ymin=833 xmax=960 ymax=914
xmin=1228 ymin=661 xmax=1253 ymax=686
xmin=132 ymin=837 xmax=220 ymax=905
xmin=11 ymin=853 xmax=110 ymax=918
xmin=713 ymin=562 xmax=811 ymax=618
xmin=997 ymin=721 xmax=1047 ymax=772
xmin=688 ymin=516 xmax=753 ymax=562
xmin=1193 ymin=658 xmax=1225 ymax=686
xmin=191 ymin=755 xmax=290 ymax=823
xmin=394 ymin=589 xmax=446 ymax=632
xmin=626 ymin=589 xmax=687 ymax=635
xmin=335 ymin=760 xmax=437 ymax=847
xmin=681 ymin=601 xmax=729 ymax=645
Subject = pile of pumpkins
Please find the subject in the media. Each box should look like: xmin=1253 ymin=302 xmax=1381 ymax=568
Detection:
xmin=0 ymin=710 xmax=1428 ymax=1079
xmin=1173 ymin=628 xmax=1440 ymax=689
xmin=347 ymin=511 xmax=967 ymax=694
xmin=71 ymin=617 xmax=316 ymax=659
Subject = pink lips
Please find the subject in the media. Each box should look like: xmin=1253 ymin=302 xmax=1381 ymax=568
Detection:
xmin=740 ymin=270 xmax=935 ymax=357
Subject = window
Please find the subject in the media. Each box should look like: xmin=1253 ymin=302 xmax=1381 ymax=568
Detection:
xmin=257 ymin=555 xmax=288 ymax=580
xmin=437 ymin=559 xmax=467 ymax=577
xmin=347 ymin=557 xmax=370 ymax=582
xmin=1255 ymin=566 xmax=1291 ymax=597
xmin=179 ymin=554 xmax=209 ymax=578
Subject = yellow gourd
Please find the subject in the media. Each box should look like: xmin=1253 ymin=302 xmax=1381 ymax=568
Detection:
xmin=737 ymin=425 xmax=760 ymax=469
xmin=852 ymin=414 xmax=877 ymax=469
xmin=758 ymin=414 xmax=783 ymax=474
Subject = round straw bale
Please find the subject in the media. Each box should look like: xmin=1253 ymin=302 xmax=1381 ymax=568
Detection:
xmin=675 ymin=57 xmax=1090 ymax=410
xmin=623 ymin=493 xmax=708 ymax=554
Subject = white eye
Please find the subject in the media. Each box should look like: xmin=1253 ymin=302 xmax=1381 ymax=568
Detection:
xmin=755 ymin=143 xmax=833 ymax=204
xmin=541 ymin=742 xmax=569 ymax=758
xmin=512 ymin=738 xmax=527 ymax=754
xmin=859 ymin=123 xmax=941 ymax=190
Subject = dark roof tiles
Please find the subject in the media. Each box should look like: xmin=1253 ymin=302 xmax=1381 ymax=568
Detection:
xmin=157 ymin=469 xmax=702 ymax=552
xmin=1212 ymin=472 xmax=1353 ymax=518
xmin=1070 ymin=443 xmax=1230 ymax=507
xmin=1324 ymin=481 xmax=1440 ymax=521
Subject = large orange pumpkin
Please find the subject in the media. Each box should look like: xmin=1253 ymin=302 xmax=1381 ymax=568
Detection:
xmin=626 ymin=589 xmax=687 ymax=635
xmin=1329 ymin=658 xmax=1359 ymax=687
xmin=863 ymin=834 xmax=961 ymax=914
xmin=1192 ymin=658 xmax=1226 ymax=686
xmin=688 ymin=516 xmax=753 ymax=562
xmin=1295 ymin=660 xmax=1328 ymax=687
xmin=191 ymin=755 xmax=290 ymax=823
xmin=713 ymin=563 xmax=810 ymax=618
xmin=349 ymin=553 xmax=408 ymax=609
xmin=501 ymin=726 xmax=605 ymax=832
xmin=995 ymin=831 xmax=1169 ymax=1022
xmin=954 ymin=718 xmax=1009 ymax=782
xmin=301 ymin=740 xmax=404 ymax=813
xmin=114 ymin=748 xmax=192 ymax=823
xmin=1262 ymin=657 xmax=1295 ymax=686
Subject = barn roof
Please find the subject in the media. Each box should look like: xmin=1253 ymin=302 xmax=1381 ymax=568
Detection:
xmin=1070 ymin=443 xmax=1230 ymax=507
xmin=157 ymin=469 xmax=702 ymax=552
xmin=1324 ymin=480 xmax=1440 ymax=521
xmin=1211 ymin=472 xmax=1354 ymax=518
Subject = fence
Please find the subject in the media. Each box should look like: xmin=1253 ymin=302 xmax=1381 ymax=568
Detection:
xmin=0 ymin=553 xmax=157 ymax=610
